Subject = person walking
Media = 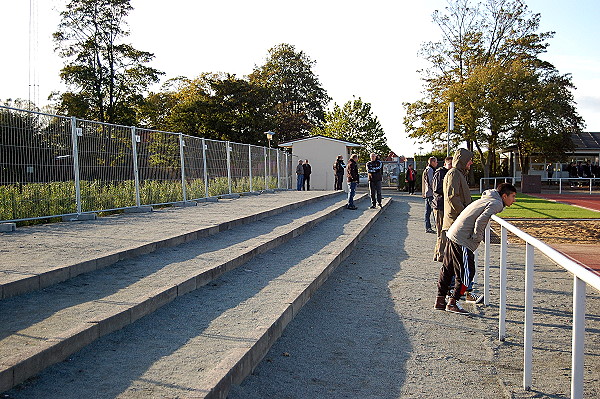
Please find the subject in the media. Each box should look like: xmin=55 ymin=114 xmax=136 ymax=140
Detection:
xmin=406 ymin=164 xmax=416 ymax=194
xmin=296 ymin=159 xmax=304 ymax=191
xmin=432 ymin=156 xmax=452 ymax=262
xmin=422 ymin=157 xmax=438 ymax=233
xmin=434 ymin=183 xmax=517 ymax=314
xmin=346 ymin=154 xmax=359 ymax=210
xmin=333 ymin=155 xmax=346 ymax=190
xmin=366 ymin=153 xmax=383 ymax=208
xmin=302 ymin=159 xmax=312 ymax=191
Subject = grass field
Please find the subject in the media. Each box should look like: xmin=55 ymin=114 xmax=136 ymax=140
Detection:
xmin=473 ymin=193 xmax=600 ymax=219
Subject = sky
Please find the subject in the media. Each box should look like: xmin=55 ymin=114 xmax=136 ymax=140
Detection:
xmin=1 ymin=0 xmax=599 ymax=158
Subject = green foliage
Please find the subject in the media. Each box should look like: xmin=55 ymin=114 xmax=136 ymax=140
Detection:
xmin=312 ymin=97 xmax=390 ymax=162
xmin=53 ymin=0 xmax=163 ymax=125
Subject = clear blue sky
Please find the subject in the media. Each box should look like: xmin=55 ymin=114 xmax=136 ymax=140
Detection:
xmin=1 ymin=0 xmax=598 ymax=157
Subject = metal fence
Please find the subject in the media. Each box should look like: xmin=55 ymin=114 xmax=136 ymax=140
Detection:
xmin=483 ymin=217 xmax=600 ymax=399
xmin=0 ymin=105 xmax=293 ymax=223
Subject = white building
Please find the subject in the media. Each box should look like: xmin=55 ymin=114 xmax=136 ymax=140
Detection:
xmin=278 ymin=135 xmax=362 ymax=191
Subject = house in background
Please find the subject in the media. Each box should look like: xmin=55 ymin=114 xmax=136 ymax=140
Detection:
xmin=278 ymin=135 xmax=362 ymax=191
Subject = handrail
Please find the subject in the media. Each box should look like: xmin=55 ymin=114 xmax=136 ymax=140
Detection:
xmin=479 ymin=176 xmax=598 ymax=194
xmin=484 ymin=216 xmax=599 ymax=399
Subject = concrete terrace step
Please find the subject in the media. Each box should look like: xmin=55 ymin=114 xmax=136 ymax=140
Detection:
xmin=2 ymin=196 xmax=390 ymax=399
xmin=0 ymin=191 xmax=342 ymax=299
xmin=0 ymin=192 xmax=369 ymax=393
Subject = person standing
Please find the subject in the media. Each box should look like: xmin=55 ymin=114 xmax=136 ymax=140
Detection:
xmin=366 ymin=153 xmax=383 ymax=208
xmin=296 ymin=159 xmax=304 ymax=191
xmin=432 ymin=156 xmax=453 ymax=262
xmin=442 ymin=149 xmax=473 ymax=232
xmin=546 ymin=163 xmax=554 ymax=185
xmin=302 ymin=159 xmax=312 ymax=191
xmin=346 ymin=154 xmax=359 ymax=210
xmin=434 ymin=183 xmax=517 ymax=314
xmin=406 ymin=164 xmax=417 ymax=194
xmin=422 ymin=157 xmax=438 ymax=233
xmin=333 ymin=155 xmax=346 ymax=190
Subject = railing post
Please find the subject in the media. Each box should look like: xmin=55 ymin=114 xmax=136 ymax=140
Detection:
xmin=484 ymin=222 xmax=491 ymax=306
xmin=70 ymin=117 xmax=82 ymax=213
xmin=589 ymin=178 xmax=592 ymax=195
xmin=226 ymin=141 xmax=232 ymax=194
xmin=264 ymin=147 xmax=268 ymax=190
xmin=499 ymin=225 xmax=507 ymax=341
xmin=571 ymin=276 xmax=586 ymax=399
xmin=276 ymin=150 xmax=280 ymax=189
xmin=559 ymin=178 xmax=563 ymax=194
xmin=523 ymin=242 xmax=534 ymax=391
xmin=202 ymin=138 xmax=209 ymax=198
xmin=473 ymin=249 xmax=479 ymax=284
xmin=179 ymin=133 xmax=187 ymax=202
xmin=130 ymin=126 xmax=141 ymax=207
xmin=248 ymin=145 xmax=253 ymax=192
xmin=480 ymin=178 xmax=483 ymax=194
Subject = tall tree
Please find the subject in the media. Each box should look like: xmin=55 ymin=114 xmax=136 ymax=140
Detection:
xmin=404 ymin=0 xmax=583 ymax=177
xmin=53 ymin=0 xmax=162 ymax=125
xmin=313 ymin=97 xmax=390 ymax=162
xmin=249 ymin=44 xmax=330 ymax=143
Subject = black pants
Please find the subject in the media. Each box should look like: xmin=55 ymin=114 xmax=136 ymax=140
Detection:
xmin=303 ymin=175 xmax=311 ymax=190
xmin=369 ymin=180 xmax=382 ymax=205
xmin=335 ymin=173 xmax=344 ymax=190
xmin=407 ymin=180 xmax=415 ymax=194
xmin=437 ymin=240 xmax=475 ymax=300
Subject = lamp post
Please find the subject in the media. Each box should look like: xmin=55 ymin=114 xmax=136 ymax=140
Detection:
xmin=264 ymin=131 xmax=275 ymax=189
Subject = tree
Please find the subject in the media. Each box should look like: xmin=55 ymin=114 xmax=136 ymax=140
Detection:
xmin=249 ymin=44 xmax=330 ymax=143
xmin=404 ymin=0 xmax=583 ymax=177
xmin=53 ymin=0 xmax=163 ymax=125
xmin=312 ymin=97 xmax=390 ymax=162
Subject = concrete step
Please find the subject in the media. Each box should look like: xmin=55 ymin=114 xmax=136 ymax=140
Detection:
xmin=0 ymin=192 xmax=369 ymax=393
xmin=0 ymin=191 xmax=342 ymax=299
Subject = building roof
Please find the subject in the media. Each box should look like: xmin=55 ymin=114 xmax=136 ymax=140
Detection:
xmin=572 ymin=132 xmax=600 ymax=150
xmin=278 ymin=135 xmax=362 ymax=148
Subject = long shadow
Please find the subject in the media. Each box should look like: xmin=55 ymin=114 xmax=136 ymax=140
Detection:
xmin=0 ymin=196 xmax=345 ymax=343
xmin=228 ymin=192 xmax=412 ymax=399
xmin=5 ymin=196 xmax=398 ymax=398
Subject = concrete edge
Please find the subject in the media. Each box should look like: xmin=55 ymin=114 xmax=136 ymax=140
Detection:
xmin=200 ymin=197 xmax=392 ymax=399
xmin=0 ymin=193 xmax=358 ymax=393
xmin=0 ymin=191 xmax=345 ymax=300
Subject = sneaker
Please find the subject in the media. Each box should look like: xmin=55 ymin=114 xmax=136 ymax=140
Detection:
xmin=346 ymin=205 xmax=358 ymax=210
xmin=465 ymin=292 xmax=484 ymax=304
xmin=426 ymin=228 xmax=436 ymax=234
xmin=446 ymin=301 xmax=469 ymax=315
xmin=370 ymin=205 xmax=377 ymax=209
xmin=434 ymin=296 xmax=446 ymax=310
xmin=378 ymin=203 xmax=382 ymax=208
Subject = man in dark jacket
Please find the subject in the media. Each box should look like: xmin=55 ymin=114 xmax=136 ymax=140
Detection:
xmin=422 ymin=156 xmax=438 ymax=233
xmin=366 ymin=153 xmax=383 ymax=208
xmin=302 ymin=159 xmax=312 ymax=191
xmin=333 ymin=155 xmax=345 ymax=190
xmin=432 ymin=156 xmax=452 ymax=262
xmin=346 ymin=154 xmax=359 ymax=210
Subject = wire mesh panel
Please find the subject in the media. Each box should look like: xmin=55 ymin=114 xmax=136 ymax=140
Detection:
xmin=205 ymin=139 xmax=229 ymax=196
xmin=250 ymin=145 xmax=267 ymax=191
xmin=230 ymin=142 xmax=251 ymax=193
xmin=0 ymin=106 xmax=75 ymax=221
xmin=182 ymin=135 xmax=206 ymax=200
xmin=136 ymin=128 xmax=184 ymax=205
xmin=266 ymin=148 xmax=278 ymax=189
xmin=75 ymin=119 xmax=137 ymax=211
xmin=277 ymin=151 xmax=290 ymax=189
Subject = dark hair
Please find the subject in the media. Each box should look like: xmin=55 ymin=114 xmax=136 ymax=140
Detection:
xmin=496 ymin=182 xmax=517 ymax=196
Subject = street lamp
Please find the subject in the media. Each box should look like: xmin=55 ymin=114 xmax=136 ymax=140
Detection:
xmin=265 ymin=131 xmax=275 ymax=148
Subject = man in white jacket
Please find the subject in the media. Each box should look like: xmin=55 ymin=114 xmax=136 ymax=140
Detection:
xmin=434 ymin=183 xmax=517 ymax=314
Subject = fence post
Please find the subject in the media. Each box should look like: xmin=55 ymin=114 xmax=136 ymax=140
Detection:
xmin=130 ymin=127 xmax=142 ymax=207
xmin=202 ymin=138 xmax=209 ymax=198
xmin=559 ymin=178 xmax=563 ymax=194
xmin=179 ymin=133 xmax=187 ymax=202
xmin=523 ymin=242 xmax=534 ymax=390
xmin=484 ymin=222 xmax=491 ymax=306
xmin=499 ymin=225 xmax=507 ymax=341
xmin=249 ymin=145 xmax=253 ymax=192
xmin=226 ymin=141 xmax=232 ymax=194
xmin=285 ymin=153 xmax=289 ymax=189
xmin=276 ymin=150 xmax=280 ymax=189
xmin=70 ymin=117 xmax=82 ymax=213
xmin=571 ymin=276 xmax=586 ymax=399
xmin=264 ymin=147 xmax=268 ymax=190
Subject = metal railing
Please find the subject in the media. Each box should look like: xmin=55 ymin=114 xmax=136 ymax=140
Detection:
xmin=483 ymin=217 xmax=600 ymax=399
xmin=480 ymin=176 xmax=599 ymax=194
xmin=0 ymin=105 xmax=294 ymax=223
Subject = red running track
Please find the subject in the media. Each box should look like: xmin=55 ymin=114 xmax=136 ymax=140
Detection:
xmin=533 ymin=193 xmax=600 ymax=212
